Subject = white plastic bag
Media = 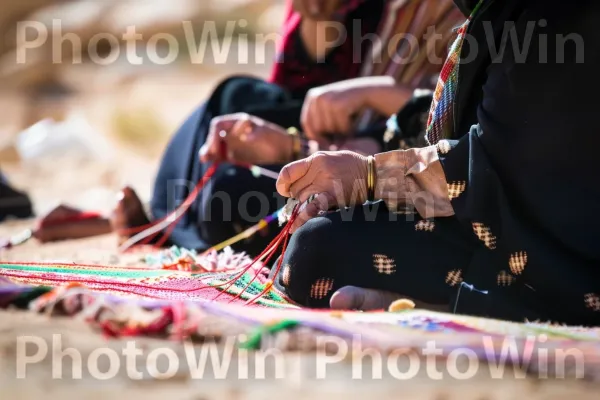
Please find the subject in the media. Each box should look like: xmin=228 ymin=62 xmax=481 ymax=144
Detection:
xmin=15 ymin=114 xmax=112 ymax=162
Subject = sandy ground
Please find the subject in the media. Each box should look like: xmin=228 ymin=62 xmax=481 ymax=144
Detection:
xmin=1 ymin=60 xmax=272 ymax=216
xmin=2 ymin=308 xmax=600 ymax=400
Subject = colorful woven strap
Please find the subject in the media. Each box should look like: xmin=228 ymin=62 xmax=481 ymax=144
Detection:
xmin=426 ymin=0 xmax=485 ymax=145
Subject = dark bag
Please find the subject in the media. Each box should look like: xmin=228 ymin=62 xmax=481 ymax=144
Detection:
xmin=0 ymin=172 xmax=34 ymax=221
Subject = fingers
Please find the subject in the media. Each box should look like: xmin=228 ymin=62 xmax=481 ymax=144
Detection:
xmin=333 ymin=108 xmax=352 ymax=134
xmin=230 ymin=119 xmax=254 ymax=141
xmin=200 ymin=113 xmax=248 ymax=162
xmin=223 ymin=119 xmax=255 ymax=162
xmin=301 ymin=99 xmax=317 ymax=140
xmin=311 ymin=96 xmax=337 ymax=136
xmin=290 ymin=191 xmax=336 ymax=233
xmin=302 ymin=93 xmax=353 ymax=141
xmin=304 ymin=97 xmax=335 ymax=139
xmin=276 ymin=158 xmax=312 ymax=197
xmin=200 ymin=121 xmax=230 ymax=162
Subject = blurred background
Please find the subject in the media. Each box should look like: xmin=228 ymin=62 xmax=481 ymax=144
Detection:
xmin=0 ymin=0 xmax=286 ymax=216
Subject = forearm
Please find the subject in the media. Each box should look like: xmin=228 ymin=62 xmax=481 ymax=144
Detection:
xmin=363 ymin=82 xmax=414 ymax=117
xmin=374 ymin=146 xmax=455 ymax=218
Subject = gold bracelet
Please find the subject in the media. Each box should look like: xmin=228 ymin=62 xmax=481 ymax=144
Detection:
xmin=367 ymin=156 xmax=376 ymax=202
xmin=287 ymin=127 xmax=301 ymax=161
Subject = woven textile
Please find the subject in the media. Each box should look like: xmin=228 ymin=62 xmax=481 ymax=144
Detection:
xmin=425 ymin=0 xmax=484 ymax=144
xmin=1 ymin=270 xmax=599 ymax=378
xmin=0 ymin=261 xmax=297 ymax=309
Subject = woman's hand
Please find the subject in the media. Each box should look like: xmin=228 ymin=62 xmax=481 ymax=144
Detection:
xmin=301 ymin=76 xmax=400 ymax=141
xmin=276 ymin=150 xmax=368 ymax=232
xmin=301 ymin=80 xmax=369 ymax=141
xmin=200 ymin=113 xmax=293 ymax=165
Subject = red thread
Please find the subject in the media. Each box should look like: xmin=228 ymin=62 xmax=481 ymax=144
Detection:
xmin=21 ymin=140 xmax=300 ymax=307
xmin=119 ymin=163 xmax=218 ymax=250
xmin=211 ymin=205 xmax=299 ymax=302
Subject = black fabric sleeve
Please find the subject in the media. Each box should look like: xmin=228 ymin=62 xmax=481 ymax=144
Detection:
xmin=436 ymin=0 xmax=600 ymax=324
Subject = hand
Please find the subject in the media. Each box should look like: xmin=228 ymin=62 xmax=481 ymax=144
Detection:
xmin=301 ymin=80 xmax=367 ymax=141
xmin=199 ymin=113 xmax=293 ymax=165
xmin=276 ymin=150 xmax=368 ymax=232
xmin=301 ymin=76 xmax=397 ymax=141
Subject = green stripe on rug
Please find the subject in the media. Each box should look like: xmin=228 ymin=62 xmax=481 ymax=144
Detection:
xmin=0 ymin=264 xmax=172 ymax=279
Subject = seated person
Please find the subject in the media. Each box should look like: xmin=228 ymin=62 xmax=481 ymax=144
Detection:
xmin=111 ymin=0 xmax=463 ymax=255
xmin=273 ymin=0 xmax=600 ymax=326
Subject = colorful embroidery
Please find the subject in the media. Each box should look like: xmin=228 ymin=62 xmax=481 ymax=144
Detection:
xmin=472 ymin=222 xmax=497 ymax=250
xmin=446 ymin=269 xmax=464 ymax=287
xmin=373 ymin=254 xmax=397 ymax=275
xmin=509 ymin=252 xmax=528 ymax=275
xmin=584 ymin=293 xmax=600 ymax=312
xmin=497 ymin=270 xmax=516 ymax=287
xmin=310 ymin=278 xmax=335 ymax=300
xmin=447 ymin=181 xmax=467 ymax=200
xmin=415 ymin=220 xmax=436 ymax=232
xmin=426 ymin=0 xmax=486 ymax=144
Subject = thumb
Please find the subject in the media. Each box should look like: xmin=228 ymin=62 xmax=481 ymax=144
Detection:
xmin=199 ymin=144 xmax=214 ymax=162
xmin=276 ymin=158 xmax=312 ymax=198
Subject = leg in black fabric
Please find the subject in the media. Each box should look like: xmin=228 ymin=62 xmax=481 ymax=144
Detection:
xmin=273 ymin=203 xmax=475 ymax=308
xmin=196 ymin=164 xmax=286 ymax=256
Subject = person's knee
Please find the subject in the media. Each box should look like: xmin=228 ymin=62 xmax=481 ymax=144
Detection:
xmin=286 ymin=216 xmax=332 ymax=261
xmin=277 ymin=216 xmax=335 ymax=306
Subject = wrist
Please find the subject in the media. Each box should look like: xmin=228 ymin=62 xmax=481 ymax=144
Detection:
xmin=363 ymin=80 xmax=409 ymax=117
xmin=287 ymin=127 xmax=302 ymax=162
xmin=362 ymin=84 xmax=389 ymax=111
xmin=366 ymin=155 xmax=376 ymax=202
xmin=373 ymin=150 xmax=408 ymax=208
